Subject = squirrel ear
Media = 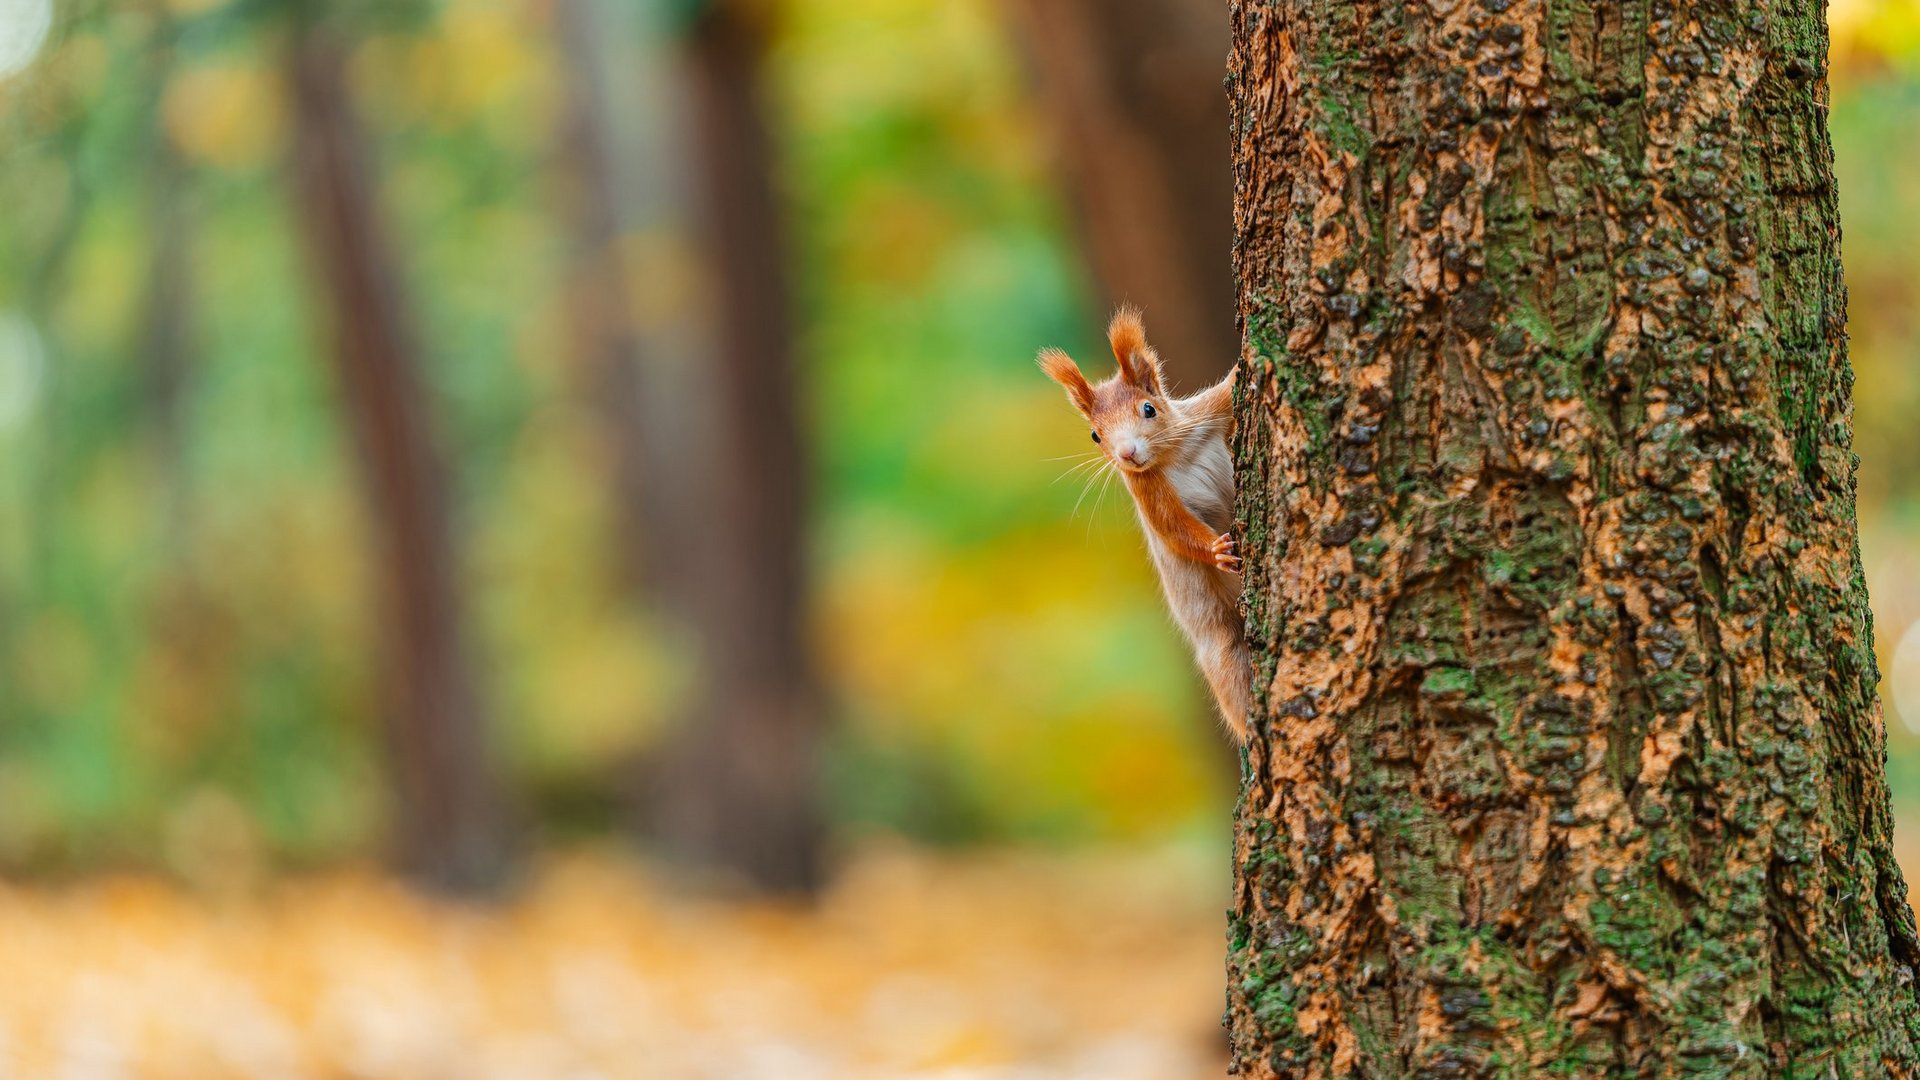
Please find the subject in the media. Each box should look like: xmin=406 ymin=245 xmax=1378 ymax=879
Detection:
xmin=1038 ymin=348 xmax=1095 ymax=414
xmin=1108 ymin=307 xmax=1164 ymax=396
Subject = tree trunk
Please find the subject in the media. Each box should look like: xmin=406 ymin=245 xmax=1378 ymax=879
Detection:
xmin=143 ymin=13 xmax=194 ymax=553
xmin=551 ymin=0 xmax=666 ymax=596
xmin=645 ymin=0 xmax=824 ymax=895
xmin=1005 ymin=0 xmax=1236 ymax=388
xmin=1225 ymin=0 xmax=1920 ymax=1073
xmin=287 ymin=30 xmax=506 ymax=892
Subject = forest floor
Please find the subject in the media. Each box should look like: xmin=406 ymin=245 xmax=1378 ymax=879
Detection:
xmin=21 ymin=828 xmax=1918 ymax=1078
xmin=0 ymin=841 xmax=1229 ymax=1079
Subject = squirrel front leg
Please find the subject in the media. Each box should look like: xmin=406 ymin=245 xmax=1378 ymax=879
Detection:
xmin=1184 ymin=365 xmax=1237 ymax=424
xmin=1126 ymin=470 xmax=1241 ymax=573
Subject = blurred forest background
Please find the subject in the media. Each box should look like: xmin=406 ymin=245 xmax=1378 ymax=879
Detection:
xmin=0 ymin=0 xmax=1916 ymax=1075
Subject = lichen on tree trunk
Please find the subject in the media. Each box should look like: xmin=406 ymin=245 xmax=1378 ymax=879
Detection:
xmin=1224 ymin=0 xmax=1920 ymax=1073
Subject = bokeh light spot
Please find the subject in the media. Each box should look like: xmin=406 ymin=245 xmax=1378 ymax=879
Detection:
xmin=0 ymin=312 xmax=45 ymax=431
xmin=1892 ymin=619 xmax=1920 ymax=735
xmin=0 ymin=0 xmax=52 ymax=80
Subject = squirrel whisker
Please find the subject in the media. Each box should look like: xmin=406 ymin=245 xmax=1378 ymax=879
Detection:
xmin=1052 ymin=454 xmax=1109 ymax=486
xmin=1069 ymin=456 xmax=1115 ymax=523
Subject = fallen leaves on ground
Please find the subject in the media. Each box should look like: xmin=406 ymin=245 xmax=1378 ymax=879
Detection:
xmin=0 ymin=842 xmax=1230 ymax=1079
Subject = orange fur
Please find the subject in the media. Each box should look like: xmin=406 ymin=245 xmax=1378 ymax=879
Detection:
xmin=1125 ymin=469 xmax=1237 ymax=569
xmin=1036 ymin=309 xmax=1249 ymax=741
xmin=1107 ymin=307 xmax=1163 ymax=394
xmin=1038 ymin=347 xmax=1094 ymax=413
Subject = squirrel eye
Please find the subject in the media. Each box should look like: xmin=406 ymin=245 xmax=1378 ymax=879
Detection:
xmin=1090 ymin=431 xmax=1101 ymax=443
xmin=1140 ymin=402 xmax=1157 ymax=419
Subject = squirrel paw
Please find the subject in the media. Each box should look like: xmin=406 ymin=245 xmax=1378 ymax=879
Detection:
xmin=1212 ymin=533 xmax=1242 ymax=573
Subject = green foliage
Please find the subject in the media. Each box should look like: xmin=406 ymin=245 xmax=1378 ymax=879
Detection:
xmin=0 ymin=0 xmax=1918 ymax=871
xmin=0 ymin=0 xmax=1236 ymax=870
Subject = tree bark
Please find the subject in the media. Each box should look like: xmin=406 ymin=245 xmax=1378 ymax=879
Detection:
xmin=1226 ymin=0 xmax=1920 ymax=1073
xmin=1005 ymin=0 xmax=1236 ymax=388
xmin=287 ymin=30 xmax=506 ymax=892
xmin=645 ymin=0 xmax=825 ymax=895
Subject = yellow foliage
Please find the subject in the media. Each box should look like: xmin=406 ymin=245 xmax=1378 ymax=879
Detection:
xmin=1833 ymin=0 xmax=1920 ymax=67
xmin=517 ymin=616 xmax=680 ymax=771
xmin=477 ymin=411 xmax=684 ymax=774
xmin=75 ymin=443 xmax=149 ymax=568
xmin=53 ymin=224 xmax=141 ymax=360
xmin=17 ymin=610 xmax=95 ymax=715
xmin=364 ymin=2 xmax=549 ymax=141
xmin=37 ymin=31 xmax=107 ymax=114
xmin=780 ymin=0 xmax=1026 ymax=132
xmin=820 ymin=507 xmax=1222 ymax=837
xmin=836 ymin=182 xmax=960 ymax=286
xmin=164 ymin=61 xmax=286 ymax=171
xmin=435 ymin=5 xmax=542 ymax=117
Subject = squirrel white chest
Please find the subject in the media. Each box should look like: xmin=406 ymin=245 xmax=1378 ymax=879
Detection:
xmin=1163 ymin=429 xmax=1234 ymax=533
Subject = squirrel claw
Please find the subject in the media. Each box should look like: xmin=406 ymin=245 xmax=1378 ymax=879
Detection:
xmin=1212 ymin=534 xmax=1242 ymax=573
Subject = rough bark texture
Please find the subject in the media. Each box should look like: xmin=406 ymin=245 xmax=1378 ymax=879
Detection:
xmin=1007 ymin=0 xmax=1238 ymax=389
xmin=645 ymin=0 xmax=825 ymax=895
xmin=1225 ymin=0 xmax=1920 ymax=1073
xmin=288 ymin=31 xmax=505 ymax=892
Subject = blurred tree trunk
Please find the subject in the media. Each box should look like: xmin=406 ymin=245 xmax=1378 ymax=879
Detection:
xmin=144 ymin=142 xmax=194 ymax=548
xmin=1226 ymin=0 xmax=1920 ymax=1073
xmin=645 ymin=0 xmax=824 ymax=895
xmin=142 ymin=19 xmax=194 ymax=551
xmin=551 ymin=0 xmax=668 ymax=595
xmin=287 ymin=29 xmax=506 ymax=892
xmin=1005 ymin=0 xmax=1234 ymax=390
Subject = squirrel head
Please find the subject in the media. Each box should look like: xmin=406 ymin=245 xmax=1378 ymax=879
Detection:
xmin=1038 ymin=307 xmax=1169 ymax=473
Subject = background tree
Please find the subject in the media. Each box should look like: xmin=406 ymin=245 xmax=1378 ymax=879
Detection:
xmin=140 ymin=7 xmax=196 ymax=552
xmin=1225 ymin=0 xmax=1920 ymax=1072
xmin=550 ymin=0 xmax=662 ymax=597
xmin=643 ymin=0 xmax=825 ymax=894
xmin=286 ymin=15 xmax=506 ymax=891
xmin=1004 ymin=0 xmax=1235 ymax=388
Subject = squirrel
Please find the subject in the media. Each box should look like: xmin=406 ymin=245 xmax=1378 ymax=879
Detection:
xmin=1038 ymin=308 xmax=1250 ymax=743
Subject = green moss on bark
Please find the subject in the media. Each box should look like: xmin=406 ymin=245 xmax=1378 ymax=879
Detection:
xmin=1225 ymin=0 xmax=1920 ymax=1071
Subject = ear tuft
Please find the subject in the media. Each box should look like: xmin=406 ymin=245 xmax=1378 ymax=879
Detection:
xmin=1108 ymin=307 xmax=1163 ymax=395
xmin=1038 ymin=347 xmax=1095 ymax=414
xmin=1108 ymin=307 xmax=1146 ymax=365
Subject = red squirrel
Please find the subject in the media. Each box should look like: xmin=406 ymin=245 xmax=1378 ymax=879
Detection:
xmin=1039 ymin=309 xmax=1250 ymax=742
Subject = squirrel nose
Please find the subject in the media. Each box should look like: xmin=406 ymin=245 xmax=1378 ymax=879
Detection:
xmin=1121 ymin=440 xmax=1149 ymax=465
